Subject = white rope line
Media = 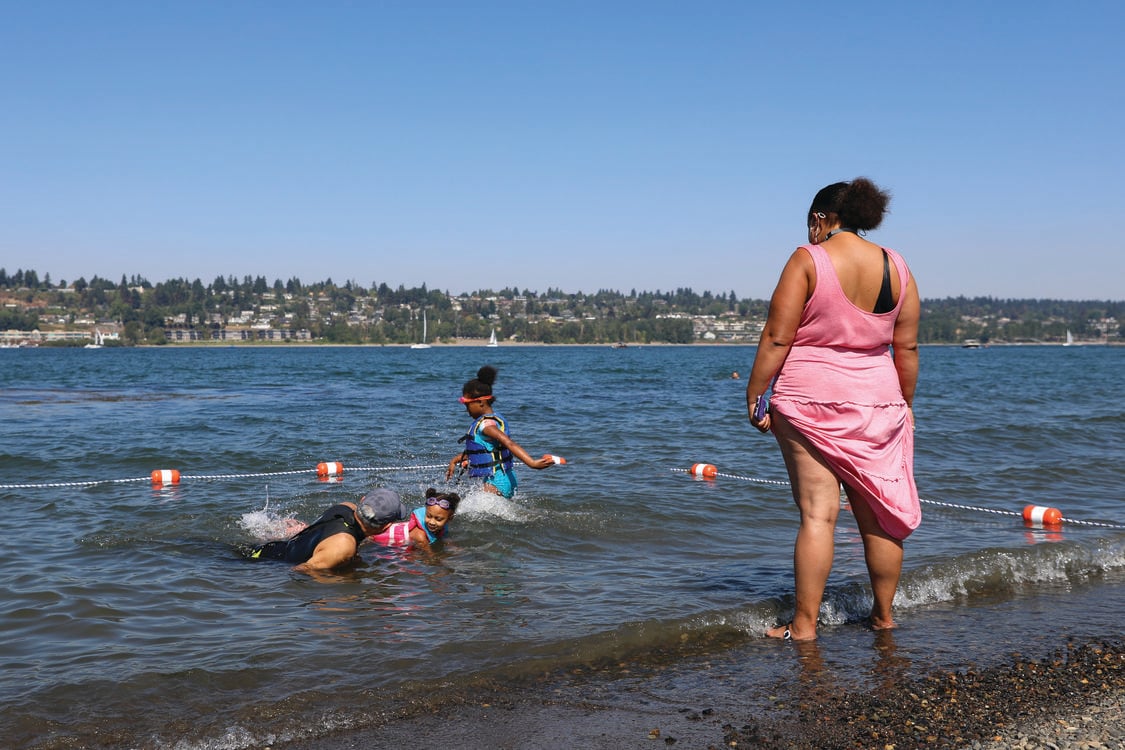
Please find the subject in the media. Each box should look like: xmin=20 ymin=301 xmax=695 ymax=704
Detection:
xmin=0 ymin=477 xmax=155 ymax=490
xmin=913 ymin=497 xmax=1021 ymax=518
xmin=670 ymin=467 xmax=788 ymax=487
xmin=0 ymin=463 xmax=449 ymax=490
xmin=912 ymin=497 xmax=1125 ymax=529
xmin=672 ymin=468 xmax=1125 ymax=530
xmin=6 ymin=462 xmax=1122 ymax=530
xmin=712 ymin=469 xmax=790 ymax=487
xmin=349 ymin=464 xmax=448 ymax=473
xmin=183 ymin=469 xmax=313 ymax=481
xmin=181 ymin=465 xmax=449 ymax=481
xmin=1055 ymin=517 xmax=1125 ymax=529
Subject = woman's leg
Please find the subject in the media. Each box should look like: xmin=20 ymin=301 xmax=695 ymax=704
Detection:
xmin=767 ymin=413 xmax=842 ymax=640
xmin=845 ymin=488 xmax=903 ymax=630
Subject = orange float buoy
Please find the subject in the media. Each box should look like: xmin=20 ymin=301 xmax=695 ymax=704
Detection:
xmin=151 ymin=469 xmax=180 ymax=486
xmin=316 ymin=461 xmax=344 ymax=477
xmin=549 ymin=455 xmax=567 ymax=465
xmin=690 ymin=463 xmax=717 ymax=479
xmin=1022 ymin=504 xmax=1063 ymax=527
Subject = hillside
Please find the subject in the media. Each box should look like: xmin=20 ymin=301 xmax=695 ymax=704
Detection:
xmin=0 ymin=269 xmax=1119 ymax=346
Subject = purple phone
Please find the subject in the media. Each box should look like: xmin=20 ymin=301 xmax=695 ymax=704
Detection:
xmin=754 ymin=394 xmax=770 ymax=421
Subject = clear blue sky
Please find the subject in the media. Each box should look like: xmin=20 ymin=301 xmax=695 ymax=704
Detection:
xmin=3 ymin=1 xmax=1122 ymax=301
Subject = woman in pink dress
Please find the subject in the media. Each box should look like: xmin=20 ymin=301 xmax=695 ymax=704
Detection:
xmin=745 ymin=177 xmax=920 ymax=641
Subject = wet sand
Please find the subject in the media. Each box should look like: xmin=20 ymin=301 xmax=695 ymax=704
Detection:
xmin=274 ymin=584 xmax=1124 ymax=750
xmin=274 ymin=638 xmax=1121 ymax=749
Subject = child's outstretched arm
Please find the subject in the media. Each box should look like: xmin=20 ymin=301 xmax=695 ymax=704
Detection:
xmin=481 ymin=424 xmax=558 ymax=470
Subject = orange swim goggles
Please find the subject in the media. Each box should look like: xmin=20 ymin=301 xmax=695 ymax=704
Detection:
xmin=458 ymin=395 xmax=492 ymax=404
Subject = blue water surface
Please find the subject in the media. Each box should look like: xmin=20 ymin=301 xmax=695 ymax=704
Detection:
xmin=0 ymin=344 xmax=1122 ymax=748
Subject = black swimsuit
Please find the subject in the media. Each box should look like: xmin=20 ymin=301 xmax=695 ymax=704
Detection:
xmin=250 ymin=504 xmax=365 ymax=564
xmin=825 ymin=229 xmax=895 ymax=314
xmin=873 ymin=250 xmax=895 ymax=314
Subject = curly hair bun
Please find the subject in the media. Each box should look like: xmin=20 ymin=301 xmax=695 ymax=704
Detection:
xmin=811 ymin=177 xmax=891 ymax=232
xmin=476 ymin=365 xmax=498 ymax=386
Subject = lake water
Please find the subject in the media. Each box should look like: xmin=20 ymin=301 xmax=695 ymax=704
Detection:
xmin=1 ymin=344 xmax=1122 ymax=748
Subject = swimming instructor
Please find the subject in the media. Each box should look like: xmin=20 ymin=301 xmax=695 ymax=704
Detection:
xmin=249 ymin=489 xmax=408 ymax=572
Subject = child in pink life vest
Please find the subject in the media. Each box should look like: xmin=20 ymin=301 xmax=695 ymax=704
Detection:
xmin=369 ymin=489 xmax=460 ymax=551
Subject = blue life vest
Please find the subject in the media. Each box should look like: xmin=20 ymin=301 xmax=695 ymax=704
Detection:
xmin=459 ymin=412 xmax=514 ymax=478
xmin=412 ymin=506 xmax=447 ymax=545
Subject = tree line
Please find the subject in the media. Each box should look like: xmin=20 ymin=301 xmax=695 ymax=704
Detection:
xmin=0 ymin=268 xmax=1119 ymax=345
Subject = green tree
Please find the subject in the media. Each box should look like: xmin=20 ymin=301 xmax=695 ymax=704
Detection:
xmin=122 ymin=321 xmax=144 ymax=345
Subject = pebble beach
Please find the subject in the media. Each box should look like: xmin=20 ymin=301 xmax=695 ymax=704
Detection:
xmin=727 ymin=639 xmax=1124 ymax=750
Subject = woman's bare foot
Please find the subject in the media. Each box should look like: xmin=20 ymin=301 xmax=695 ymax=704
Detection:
xmin=766 ymin=622 xmax=816 ymax=640
xmin=867 ymin=615 xmax=897 ymax=631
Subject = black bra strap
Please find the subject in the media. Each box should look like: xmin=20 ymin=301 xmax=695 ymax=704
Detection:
xmin=873 ymin=250 xmax=895 ymax=314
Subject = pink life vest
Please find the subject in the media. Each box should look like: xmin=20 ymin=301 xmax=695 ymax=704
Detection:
xmin=368 ymin=513 xmax=420 ymax=546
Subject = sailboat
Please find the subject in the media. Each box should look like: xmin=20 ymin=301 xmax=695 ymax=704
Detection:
xmin=1064 ymin=329 xmax=1074 ymax=347
xmin=410 ymin=309 xmax=431 ymax=349
xmin=84 ymin=329 xmax=104 ymax=349
xmin=487 ymin=327 xmax=499 ymax=348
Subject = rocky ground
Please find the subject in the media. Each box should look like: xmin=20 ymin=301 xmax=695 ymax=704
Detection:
xmin=720 ymin=639 xmax=1123 ymax=749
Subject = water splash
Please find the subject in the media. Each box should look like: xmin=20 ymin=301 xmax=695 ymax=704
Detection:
xmin=238 ymin=495 xmax=306 ymax=542
xmin=454 ymin=487 xmax=546 ymax=523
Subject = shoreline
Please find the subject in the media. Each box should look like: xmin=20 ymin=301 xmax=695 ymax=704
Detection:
xmin=12 ymin=339 xmax=1123 ymax=349
xmin=276 ymin=635 xmax=1123 ymax=750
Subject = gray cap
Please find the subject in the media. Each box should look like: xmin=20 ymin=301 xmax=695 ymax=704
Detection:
xmin=356 ymin=488 xmax=408 ymax=527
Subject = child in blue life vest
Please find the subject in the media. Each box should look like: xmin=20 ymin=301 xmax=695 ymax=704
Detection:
xmin=445 ymin=365 xmax=562 ymax=498
xmin=369 ymin=488 xmax=459 ymax=551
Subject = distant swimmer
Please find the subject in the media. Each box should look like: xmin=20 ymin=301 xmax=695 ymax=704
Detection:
xmin=731 ymin=371 xmax=740 ymax=379
xmin=249 ymin=488 xmax=408 ymax=572
xmin=369 ymin=488 xmax=460 ymax=551
xmin=446 ymin=365 xmax=563 ymax=499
